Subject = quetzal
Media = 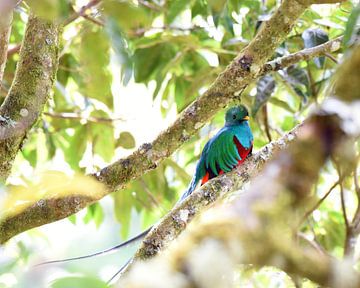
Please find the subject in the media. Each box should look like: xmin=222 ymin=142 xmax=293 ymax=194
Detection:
xmin=180 ymin=105 xmax=253 ymax=201
xmin=36 ymin=105 xmax=254 ymax=282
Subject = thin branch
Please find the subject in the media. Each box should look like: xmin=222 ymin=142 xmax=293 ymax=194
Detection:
xmin=340 ymin=180 xmax=350 ymax=231
xmin=299 ymin=179 xmax=341 ymax=227
xmin=261 ymin=36 xmax=343 ymax=75
xmin=43 ymin=112 xmax=124 ymax=124
xmin=62 ymin=0 xmax=102 ymax=26
xmin=262 ymin=104 xmax=272 ymax=142
xmin=137 ymin=0 xmax=162 ymax=11
xmin=344 ymin=156 xmax=360 ymax=258
xmin=325 ymin=52 xmax=339 ymax=64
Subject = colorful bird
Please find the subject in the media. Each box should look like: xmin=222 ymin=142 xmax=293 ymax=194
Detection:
xmin=180 ymin=105 xmax=253 ymax=200
xmin=36 ymin=105 xmax=254 ymax=283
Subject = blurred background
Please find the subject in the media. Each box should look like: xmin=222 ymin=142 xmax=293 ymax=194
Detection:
xmin=0 ymin=0 xmax=358 ymax=287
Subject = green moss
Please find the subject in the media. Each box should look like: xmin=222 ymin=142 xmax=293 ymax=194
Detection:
xmin=0 ymin=14 xmax=60 ymax=181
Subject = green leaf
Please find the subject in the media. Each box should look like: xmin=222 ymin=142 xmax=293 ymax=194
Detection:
xmin=133 ymin=43 xmax=176 ymax=83
xmin=192 ymin=0 xmax=208 ymax=18
xmin=89 ymin=111 xmax=115 ymax=162
xmin=51 ymin=276 xmax=108 ymax=288
xmin=343 ymin=4 xmax=360 ymax=48
xmin=57 ymin=126 xmax=88 ymax=170
xmin=103 ymin=1 xmax=152 ymax=32
xmin=252 ymin=75 xmax=276 ymax=116
xmin=175 ymin=77 xmax=191 ymax=112
xmin=284 ymin=66 xmax=310 ymax=103
xmin=78 ymin=27 xmax=113 ymax=108
xmin=113 ymin=189 xmax=133 ymax=238
xmin=68 ymin=214 xmax=77 ymax=225
xmin=269 ymin=97 xmax=295 ymax=114
xmin=106 ymin=19 xmax=133 ymax=85
xmin=117 ymin=131 xmax=136 ymax=149
xmin=83 ymin=203 xmax=104 ymax=228
xmin=26 ymin=0 xmax=71 ymax=21
xmin=302 ymin=28 xmax=329 ymax=68
xmin=166 ymin=0 xmax=189 ymax=24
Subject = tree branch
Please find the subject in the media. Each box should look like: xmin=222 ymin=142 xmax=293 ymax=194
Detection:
xmin=123 ymin=124 xmax=302 ymax=269
xmin=0 ymin=3 xmax=14 ymax=86
xmin=0 ymin=14 xmax=60 ymax=181
xmin=117 ymin=44 xmax=360 ymax=288
xmin=0 ymin=0 xmax=344 ymax=243
xmin=43 ymin=111 xmax=124 ymax=124
xmin=261 ymin=36 xmax=343 ymax=74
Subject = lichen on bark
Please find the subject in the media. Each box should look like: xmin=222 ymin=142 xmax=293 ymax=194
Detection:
xmin=0 ymin=8 xmax=13 ymax=86
xmin=0 ymin=14 xmax=60 ymax=181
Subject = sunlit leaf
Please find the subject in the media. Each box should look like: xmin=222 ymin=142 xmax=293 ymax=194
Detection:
xmin=83 ymin=203 xmax=104 ymax=228
xmin=78 ymin=26 xmax=113 ymax=107
xmin=26 ymin=0 xmax=71 ymax=20
xmin=166 ymin=0 xmax=189 ymax=24
xmin=117 ymin=131 xmax=136 ymax=149
xmin=51 ymin=276 xmax=108 ymax=288
xmin=1 ymin=172 xmax=106 ymax=220
xmin=343 ymin=4 xmax=360 ymax=48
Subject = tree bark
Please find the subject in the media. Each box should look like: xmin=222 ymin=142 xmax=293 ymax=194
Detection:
xmin=0 ymin=14 xmax=60 ymax=181
xmin=0 ymin=6 xmax=13 ymax=86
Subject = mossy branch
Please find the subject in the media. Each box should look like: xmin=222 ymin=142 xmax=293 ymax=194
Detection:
xmin=117 ymin=45 xmax=360 ymax=288
xmin=122 ymin=123 xmax=302 ymax=273
xmin=0 ymin=0 xmax=345 ymax=244
xmin=0 ymin=14 xmax=60 ymax=181
xmin=0 ymin=5 xmax=13 ymax=86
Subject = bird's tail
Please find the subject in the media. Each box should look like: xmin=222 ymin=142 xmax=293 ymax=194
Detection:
xmin=34 ymin=227 xmax=152 ymax=267
xmin=178 ymin=175 xmax=198 ymax=202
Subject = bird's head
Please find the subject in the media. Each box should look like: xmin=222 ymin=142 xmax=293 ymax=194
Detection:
xmin=225 ymin=105 xmax=250 ymax=125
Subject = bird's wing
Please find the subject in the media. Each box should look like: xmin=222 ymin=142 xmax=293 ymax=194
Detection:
xmin=200 ymin=128 xmax=243 ymax=177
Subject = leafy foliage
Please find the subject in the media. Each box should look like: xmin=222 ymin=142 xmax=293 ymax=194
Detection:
xmin=0 ymin=1 xmax=358 ymax=287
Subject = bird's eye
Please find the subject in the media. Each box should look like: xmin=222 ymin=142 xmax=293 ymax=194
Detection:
xmin=232 ymin=115 xmax=237 ymax=119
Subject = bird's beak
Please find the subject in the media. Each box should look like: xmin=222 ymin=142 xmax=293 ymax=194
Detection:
xmin=243 ymin=115 xmax=250 ymax=121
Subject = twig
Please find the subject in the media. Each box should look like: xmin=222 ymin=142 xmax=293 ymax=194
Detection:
xmin=43 ymin=111 xmax=124 ymax=124
xmin=6 ymin=0 xmax=103 ymax=58
xmin=324 ymin=52 xmax=338 ymax=64
xmin=261 ymin=36 xmax=343 ymax=75
xmin=63 ymin=0 xmax=102 ymax=26
xmin=299 ymin=179 xmax=341 ymax=227
xmin=137 ymin=0 xmax=162 ymax=11
xmin=340 ymin=180 xmax=350 ymax=230
xmin=262 ymin=104 xmax=272 ymax=142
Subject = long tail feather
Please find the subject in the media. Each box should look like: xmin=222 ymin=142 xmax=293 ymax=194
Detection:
xmin=107 ymin=257 xmax=132 ymax=285
xmin=179 ymin=175 xmax=198 ymax=202
xmin=34 ymin=227 xmax=152 ymax=267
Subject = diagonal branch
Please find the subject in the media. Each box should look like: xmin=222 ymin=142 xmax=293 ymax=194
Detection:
xmin=117 ymin=44 xmax=360 ymax=288
xmin=0 ymin=1 xmax=345 ymax=244
xmin=0 ymin=14 xmax=60 ymax=181
xmin=123 ymin=123 xmax=302 ymax=271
